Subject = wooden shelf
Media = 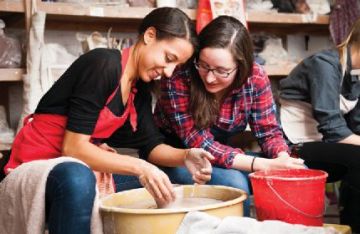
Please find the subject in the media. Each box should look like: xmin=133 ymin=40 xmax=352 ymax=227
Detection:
xmin=0 ymin=68 xmax=24 ymax=82
xmin=247 ymin=11 xmax=329 ymax=25
xmin=264 ymin=64 xmax=296 ymax=77
xmin=0 ymin=1 xmax=24 ymax=13
xmin=37 ymin=2 xmax=196 ymax=20
xmin=1 ymin=2 xmax=330 ymax=26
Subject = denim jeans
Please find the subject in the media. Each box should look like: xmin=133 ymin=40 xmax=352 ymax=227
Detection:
xmin=113 ymin=174 xmax=142 ymax=192
xmin=45 ymin=162 xmax=96 ymax=234
xmin=162 ymin=166 xmax=251 ymax=216
xmin=113 ymin=167 xmax=251 ymax=217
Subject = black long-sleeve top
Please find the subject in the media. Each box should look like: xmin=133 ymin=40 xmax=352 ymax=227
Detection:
xmin=35 ymin=48 xmax=164 ymax=159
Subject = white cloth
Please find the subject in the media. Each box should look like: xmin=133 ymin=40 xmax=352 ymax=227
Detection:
xmin=177 ymin=211 xmax=339 ymax=234
xmin=279 ymin=98 xmax=323 ymax=144
xmin=279 ymin=96 xmax=358 ymax=144
xmin=0 ymin=157 xmax=103 ymax=234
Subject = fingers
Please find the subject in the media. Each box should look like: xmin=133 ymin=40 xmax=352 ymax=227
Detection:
xmin=193 ymin=170 xmax=212 ymax=184
xmin=296 ymin=158 xmax=305 ymax=164
xmin=200 ymin=150 xmax=215 ymax=161
xmin=288 ymin=158 xmax=306 ymax=169
xmin=139 ymin=168 xmax=175 ymax=207
xmin=155 ymin=175 xmax=175 ymax=202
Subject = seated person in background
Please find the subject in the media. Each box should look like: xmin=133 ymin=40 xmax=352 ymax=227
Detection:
xmin=154 ymin=15 xmax=305 ymax=217
xmin=279 ymin=17 xmax=360 ymax=232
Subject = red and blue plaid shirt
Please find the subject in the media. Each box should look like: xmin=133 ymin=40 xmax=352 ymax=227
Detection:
xmin=154 ymin=63 xmax=289 ymax=168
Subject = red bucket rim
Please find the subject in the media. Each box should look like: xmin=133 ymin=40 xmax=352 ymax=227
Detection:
xmin=249 ymin=169 xmax=328 ymax=181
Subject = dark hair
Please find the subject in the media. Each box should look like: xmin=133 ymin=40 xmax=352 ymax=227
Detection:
xmin=190 ymin=16 xmax=254 ymax=129
xmin=138 ymin=7 xmax=198 ymax=50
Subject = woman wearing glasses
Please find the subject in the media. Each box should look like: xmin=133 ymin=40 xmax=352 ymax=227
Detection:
xmin=154 ymin=16 xmax=305 ymax=216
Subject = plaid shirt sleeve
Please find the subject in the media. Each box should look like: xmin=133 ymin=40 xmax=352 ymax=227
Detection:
xmin=156 ymin=69 xmax=242 ymax=168
xmin=248 ymin=64 xmax=289 ymax=157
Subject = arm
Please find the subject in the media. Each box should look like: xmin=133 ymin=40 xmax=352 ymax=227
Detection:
xmin=156 ymin=70 xmax=243 ymax=168
xmin=339 ymin=134 xmax=360 ymax=145
xmin=340 ymin=99 xmax=360 ymax=145
xmin=62 ymin=130 xmax=175 ymax=204
xmin=63 ymin=131 xmax=148 ymax=175
xmin=231 ymin=153 xmax=305 ymax=172
xmin=308 ymin=58 xmax=354 ymax=143
xmin=248 ymin=64 xmax=289 ymax=158
xmin=106 ymin=81 xmax=214 ymax=184
xmin=148 ymin=144 xmax=214 ymax=184
xmin=62 ymin=50 xmax=175 ymax=204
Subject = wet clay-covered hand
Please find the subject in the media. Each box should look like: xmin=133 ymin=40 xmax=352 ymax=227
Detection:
xmin=184 ymin=148 xmax=215 ymax=184
xmin=268 ymin=154 xmax=305 ymax=170
xmin=138 ymin=161 xmax=175 ymax=207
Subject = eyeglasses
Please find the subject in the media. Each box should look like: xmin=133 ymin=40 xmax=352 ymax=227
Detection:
xmin=194 ymin=60 xmax=238 ymax=78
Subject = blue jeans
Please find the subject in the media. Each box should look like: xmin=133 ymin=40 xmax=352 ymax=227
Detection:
xmin=45 ymin=162 xmax=96 ymax=234
xmin=113 ymin=174 xmax=142 ymax=192
xmin=162 ymin=166 xmax=251 ymax=217
xmin=113 ymin=167 xmax=251 ymax=217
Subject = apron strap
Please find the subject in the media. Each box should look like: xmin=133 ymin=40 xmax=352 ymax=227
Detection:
xmin=128 ymin=87 xmax=138 ymax=132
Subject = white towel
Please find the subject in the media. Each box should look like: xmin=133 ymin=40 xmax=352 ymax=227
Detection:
xmin=0 ymin=157 xmax=103 ymax=234
xmin=177 ymin=211 xmax=339 ymax=234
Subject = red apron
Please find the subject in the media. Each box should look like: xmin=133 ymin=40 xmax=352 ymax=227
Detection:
xmin=4 ymin=48 xmax=137 ymax=175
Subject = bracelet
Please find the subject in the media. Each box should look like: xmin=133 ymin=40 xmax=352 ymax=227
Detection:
xmin=250 ymin=157 xmax=256 ymax=172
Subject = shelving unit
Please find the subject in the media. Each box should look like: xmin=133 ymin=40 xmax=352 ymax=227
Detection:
xmin=247 ymin=11 xmax=329 ymax=25
xmin=263 ymin=64 xmax=294 ymax=77
xmin=37 ymin=2 xmax=196 ymax=20
xmin=0 ymin=1 xmax=330 ymax=79
xmin=0 ymin=69 xmax=25 ymax=82
xmin=0 ymin=1 xmax=24 ymax=13
xmin=0 ymin=1 xmax=26 ymax=83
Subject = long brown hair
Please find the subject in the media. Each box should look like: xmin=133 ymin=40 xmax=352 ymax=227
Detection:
xmin=338 ymin=17 xmax=360 ymax=73
xmin=190 ymin=16 xmax=254 ymax=129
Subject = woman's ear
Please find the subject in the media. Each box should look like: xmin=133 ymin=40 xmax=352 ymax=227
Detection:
xmin=143 ymin=26 xmax=157 ymax=45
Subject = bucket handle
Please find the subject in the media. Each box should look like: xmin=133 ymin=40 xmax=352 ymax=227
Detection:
xmin=266 ymin=180 xmax=324 ymax=218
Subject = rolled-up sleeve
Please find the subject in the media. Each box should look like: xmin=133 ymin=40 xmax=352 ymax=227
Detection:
xmin=249 ymin=65 xmax=289 ymax=157
xmin=309 ymin=59 xmax=353 ymax=142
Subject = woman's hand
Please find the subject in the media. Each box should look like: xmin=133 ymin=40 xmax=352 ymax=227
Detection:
xmin=184 ymin=148 xmax=215 ymax=184
xmin=266 ymin=154 xmax=305 ymax=170
xmin=138 ymin=161 xmax=175 ymax=207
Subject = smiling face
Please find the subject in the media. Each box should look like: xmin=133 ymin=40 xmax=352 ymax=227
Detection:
xmin=137 ymin=27 xmax=194 ymax=82
xmin=197 ymin=47 xmax=238 ymax=98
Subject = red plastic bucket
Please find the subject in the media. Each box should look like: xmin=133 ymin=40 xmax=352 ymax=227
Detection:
xmin=249 ymin=169 xmax=328 ymax=226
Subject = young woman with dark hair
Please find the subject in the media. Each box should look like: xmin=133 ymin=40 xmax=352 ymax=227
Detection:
xmin=154 ymin=15 xmax=305 ymax=216
xmin=0 ymin=7 xmax=214 ymax=234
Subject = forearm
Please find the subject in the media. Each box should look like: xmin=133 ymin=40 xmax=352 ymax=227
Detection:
xmin=147 ymin=144 xmax=187 ymax=167
xmin=231 ymin=150 xmax=292 ymax=172
xmin=338 ymin=133 xmax=360 ymax=146
xmin=231 ymin=154 xmax=267 ymax=172
xmin=63 ymin=134 xmax=146 ymax=176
